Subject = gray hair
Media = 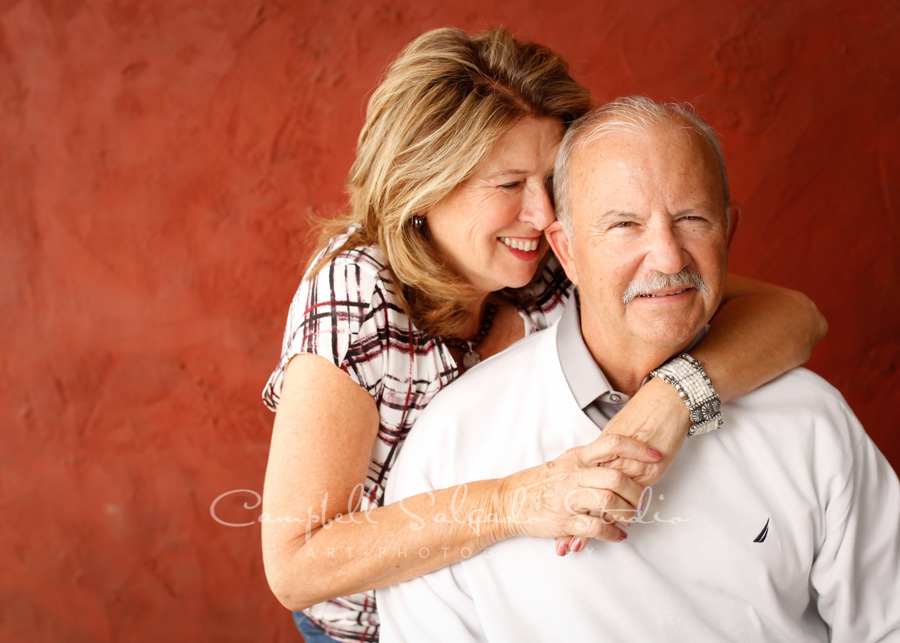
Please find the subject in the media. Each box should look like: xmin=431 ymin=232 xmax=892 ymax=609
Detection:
xmin=553 ymin=95 xmax=730 ymax=236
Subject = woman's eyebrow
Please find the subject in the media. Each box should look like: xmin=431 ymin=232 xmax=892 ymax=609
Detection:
xmin=483 ymin=168 xmax=530 ymax=178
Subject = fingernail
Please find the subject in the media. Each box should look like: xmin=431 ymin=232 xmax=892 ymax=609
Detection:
xmin=648 ymin=448 xmax=663 ymax=459
xmin=556 ymin=541 xmax=569 ymax=556
xmin=617 ymin=530 xmax=628 ymax=542
xmin=570 ymin=537 xmax=583 ymax=553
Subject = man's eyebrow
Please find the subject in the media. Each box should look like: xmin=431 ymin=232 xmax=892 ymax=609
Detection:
xmin=598 ymin=205 xmax=717 ymax=218
xmin=598 ymin=209 xmax=639 ymax=221
xmin=584 ymin=210 xmax=637 ymax=232
xmin=674 ymin=203 xmax=719 ymax=215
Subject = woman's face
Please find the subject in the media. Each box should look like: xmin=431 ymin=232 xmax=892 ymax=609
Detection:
xmin=426 ymin=116 xmax=564 ymax=298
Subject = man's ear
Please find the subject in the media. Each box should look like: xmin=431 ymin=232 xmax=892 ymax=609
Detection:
xmin=726 ymin=201 xmax=741 ymax=249
xmin=545 ymin=220 xmax=579 ymax=285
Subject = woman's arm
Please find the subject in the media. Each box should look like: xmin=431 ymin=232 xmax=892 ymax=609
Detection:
xmin=262 ymin=354 xmax=661 ymax=610
xmin=699 ymin=273 xmax=827 ymax=402
xmin=551 ymin=275 xmax=827 ymax=555
xmin=600 ymin=274 xmax=827 ymax=484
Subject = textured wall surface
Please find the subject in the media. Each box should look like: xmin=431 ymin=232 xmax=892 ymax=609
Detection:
xmin=2 ymin=0 xmax=898 ymax=640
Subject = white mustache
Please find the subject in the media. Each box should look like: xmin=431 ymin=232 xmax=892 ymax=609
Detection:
xmin=622 ymin=269 xmax=710 ymax=305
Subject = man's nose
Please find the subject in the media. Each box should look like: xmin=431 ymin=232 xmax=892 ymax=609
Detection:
xmin=644 ymin=221 xmax=689 ymax=275
xmin=519 ymin=185 xmax=556 ymax=231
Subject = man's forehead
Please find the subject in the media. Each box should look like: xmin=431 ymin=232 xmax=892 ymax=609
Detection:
xmin=569 ymin=124 xmax=723 ymax=204
xmin=574 ymin=122 xmax=711 ymax=164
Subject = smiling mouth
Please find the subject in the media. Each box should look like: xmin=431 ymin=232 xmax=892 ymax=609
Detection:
xmin=500 ymin=237 xmax=539 ymax=252
xmin=638 ymin=288 xmax=690 ymax=298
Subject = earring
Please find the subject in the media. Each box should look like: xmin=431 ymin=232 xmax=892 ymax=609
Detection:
xmin=411 ymin=215 xmax=426 ymax=230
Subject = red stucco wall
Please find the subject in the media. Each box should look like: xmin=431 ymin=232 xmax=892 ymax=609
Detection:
xmin=2 ymin=0 xmax=898 ymax=640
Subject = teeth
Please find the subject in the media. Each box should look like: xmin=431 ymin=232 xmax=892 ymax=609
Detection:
xmin=639 ymin=289 xmax=687 ymax=298
xmin=500 ymin=237 xmax=539 ymax=252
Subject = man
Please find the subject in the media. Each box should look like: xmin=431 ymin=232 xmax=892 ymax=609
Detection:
xmin=377 ymin=97 xmax=900 ymax=641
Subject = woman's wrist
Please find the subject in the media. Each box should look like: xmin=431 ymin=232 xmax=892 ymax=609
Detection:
xmin=650 ymin=353 xmax=723 ymax=437
xmin=654 ymin=377 xmax=692 ymax=434
xmin=494 ymin=470 xmax=529 ymax=540
xmin=596 ymin=379 xmax=690 ymax=487
xmin=609 ymin=377 xmax=691 ymax=443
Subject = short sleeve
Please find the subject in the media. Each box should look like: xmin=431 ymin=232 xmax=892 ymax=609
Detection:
xmin=262 ymin=245 xmax=390 ymax=411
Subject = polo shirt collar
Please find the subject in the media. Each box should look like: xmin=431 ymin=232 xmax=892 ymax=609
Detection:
xmin=556 ymin=289 xmax=709 ymax=420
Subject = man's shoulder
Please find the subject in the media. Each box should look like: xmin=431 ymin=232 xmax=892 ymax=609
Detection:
xmin=386 ymin=324 xmax=565 ymax=497
xmin=736 ymin=367 xmax=849 ymax=412
xmin=426 ymin=323 xmax=558 ymax=415
xmin=724 ymin=367 xmax=863 ymax=451
xmin=410 ymin=326 xmax=556 ymax=436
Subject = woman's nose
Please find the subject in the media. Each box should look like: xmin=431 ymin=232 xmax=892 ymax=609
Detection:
xmin=520 ymin=185 xmax=556 ymax=231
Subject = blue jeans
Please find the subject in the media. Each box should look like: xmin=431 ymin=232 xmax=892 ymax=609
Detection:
xmin=293 ymin=612 xmax=343 ymax=643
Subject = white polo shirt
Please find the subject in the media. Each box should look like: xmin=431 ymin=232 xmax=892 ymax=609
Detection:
xmin=378 ymin=310 xmax=900 ymax=642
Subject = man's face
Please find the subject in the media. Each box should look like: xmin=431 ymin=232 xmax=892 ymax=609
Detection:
xmin=549 ymin=123 xmax=734 ymax=355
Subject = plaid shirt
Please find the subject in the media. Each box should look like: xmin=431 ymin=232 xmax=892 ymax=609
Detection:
xmin=263 ymin=232 xmax=572 ymax=642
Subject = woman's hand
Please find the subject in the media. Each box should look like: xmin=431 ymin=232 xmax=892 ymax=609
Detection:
xmin=500 ymin=433 xmax=663 ymax=545
xmin=592 ymin=377 xmax=690 ymax=486
xmin=264 ymin=355 xmax=662 ymax=609
xmin=552 ymin=377 xmax=689 ymax=554
xmin=554 ymin=275 xmax=827 ymax=555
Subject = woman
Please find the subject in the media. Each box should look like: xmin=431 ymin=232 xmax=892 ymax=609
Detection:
xmin=261 ymin=27 xmax=826 ymax=642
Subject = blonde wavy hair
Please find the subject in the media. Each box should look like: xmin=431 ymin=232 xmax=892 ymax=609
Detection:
xmin=312 ymin=26 xmax=593 ymax=337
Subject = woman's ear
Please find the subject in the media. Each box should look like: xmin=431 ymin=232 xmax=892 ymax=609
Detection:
xmin=545 ymin=221 xmax=579 ymax=286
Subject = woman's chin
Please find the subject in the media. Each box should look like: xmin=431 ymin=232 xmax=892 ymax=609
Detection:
xmin=492 ymin=269 xmax=541 ymax=292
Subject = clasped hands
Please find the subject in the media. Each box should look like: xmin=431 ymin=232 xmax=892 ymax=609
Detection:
xmin=501 ymin=379 xmax=690 ymax=555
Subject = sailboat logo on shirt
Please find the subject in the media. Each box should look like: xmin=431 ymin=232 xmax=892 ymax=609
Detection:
xmin=753 ymin=517 xmax=770 ymax=543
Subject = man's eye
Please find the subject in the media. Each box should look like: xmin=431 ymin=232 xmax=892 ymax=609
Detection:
xmin=613 ymin=221 xmax=633 ymax=228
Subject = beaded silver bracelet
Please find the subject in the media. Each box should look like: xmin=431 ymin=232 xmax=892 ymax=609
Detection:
xmin=650 ymin=353 xmax=723 ymax=437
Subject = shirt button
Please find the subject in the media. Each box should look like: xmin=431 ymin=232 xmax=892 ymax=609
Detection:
xmin=609 ymin=393 xmax=622 ymax=403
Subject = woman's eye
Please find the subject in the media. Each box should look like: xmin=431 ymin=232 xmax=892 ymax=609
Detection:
xmin=498 ymin=181 xmax=522 ymax=189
